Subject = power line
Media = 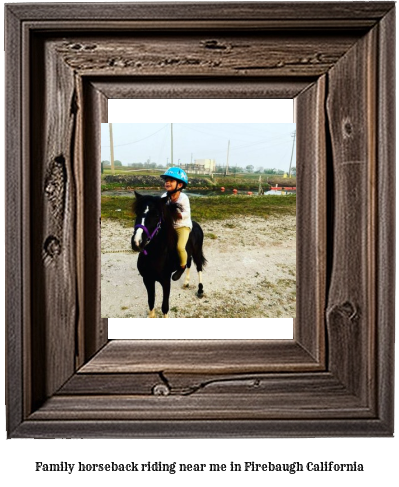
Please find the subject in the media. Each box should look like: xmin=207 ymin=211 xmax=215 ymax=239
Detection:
xmin=101 ymin=124 xmax=169 ymax=148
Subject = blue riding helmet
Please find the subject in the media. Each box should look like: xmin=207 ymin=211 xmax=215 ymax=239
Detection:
xmin=160 ymin=167 xmax=188 ymax=188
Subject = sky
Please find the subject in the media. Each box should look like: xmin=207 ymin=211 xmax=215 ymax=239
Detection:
xmin=101 ymin=122 xmax=296 ymax=172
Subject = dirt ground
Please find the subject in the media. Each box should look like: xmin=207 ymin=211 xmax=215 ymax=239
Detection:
xmin=101 ymin=215 xmax=296 ymax=319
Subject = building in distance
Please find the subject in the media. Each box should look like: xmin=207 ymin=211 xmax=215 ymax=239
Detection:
xmin=181 ymin=158 xmax=216 ymax=175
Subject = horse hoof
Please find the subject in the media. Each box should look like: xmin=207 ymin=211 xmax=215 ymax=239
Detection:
xmin=163 ymin=314 xmax=168 ymax=318
xmin=183 ymin=283 xmax=190 ymax=289
xmin=148 ymin=310 xmax=156 ymax=318
xmin=197 ymin=283 xmax=204 ymax=298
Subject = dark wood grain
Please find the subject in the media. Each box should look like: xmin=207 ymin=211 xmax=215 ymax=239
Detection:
xmin=14 ymin=418 xmax=390 ymax=439
xmin=325 ymin=24 xmax=377 ymax=403
xmin=90 ymin=78 xmax=312 ymax=100
xmin=5 ymin=2 xmax=395 ymax=438
xmin=5 ymin=4 xmax=24 ymax=437
xmin=30 ymin=393 xmax=371 ymax=421
xmin=295 ymin=75 xmax=327 ymax=363
xmin=79 ymin=340 xmax=321 ymax=374
xmin=60 ymin=371 xmax=355 ymax=397
xmin=80 ymin=79 xmax=109 ymax=364
xmin=376 ymin=5 xmax=396 ymax=431
xmin=59 ymin=372 xmax=162 ymax=395
xmin=7 ymin=2 xmax=394 ymax=22
xmin=30 ymin=36 xmax=78 ymax=408
xmin=54 ymin=33 xmax=359 ymax=78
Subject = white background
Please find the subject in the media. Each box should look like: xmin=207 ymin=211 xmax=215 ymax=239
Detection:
xmin=1 ymin=1 xmax=398 ymax=486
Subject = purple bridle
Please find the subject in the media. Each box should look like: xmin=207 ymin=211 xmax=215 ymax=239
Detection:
xmin=134 ymin=218 xmax=162 ymax=255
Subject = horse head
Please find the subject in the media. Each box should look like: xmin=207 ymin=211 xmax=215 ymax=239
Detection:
xmin=131 ymin=192 xmax=179 ymax=252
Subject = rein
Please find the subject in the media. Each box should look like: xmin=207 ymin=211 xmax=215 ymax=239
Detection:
xmin=134 ymin=218 xmax=162 ymax=255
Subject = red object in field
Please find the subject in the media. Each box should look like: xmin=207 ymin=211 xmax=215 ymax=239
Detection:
xmin=247 ymin=191 xmax=253 ymax=195
xmin=233 ymin=189 xmax=238 ymax=194
xmin=271 ymin=187 xmax=279 ymax=190
xmin=221 ymin=187 xmax=225 ymax=191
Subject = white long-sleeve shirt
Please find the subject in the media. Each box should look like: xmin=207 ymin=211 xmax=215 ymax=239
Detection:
xmin=162 ymin=192 xmax=192 ymax=229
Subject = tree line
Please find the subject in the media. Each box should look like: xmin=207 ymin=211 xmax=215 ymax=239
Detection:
xmin=101 ymin=160 xmax=296 ymax=176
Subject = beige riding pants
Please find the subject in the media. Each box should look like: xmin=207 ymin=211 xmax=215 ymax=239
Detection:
xmin=175 ymin=227 xmax=190 ymax=267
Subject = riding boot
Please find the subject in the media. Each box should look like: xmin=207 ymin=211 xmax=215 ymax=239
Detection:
xmin=172 ymin=265 xmax=186 ymax=281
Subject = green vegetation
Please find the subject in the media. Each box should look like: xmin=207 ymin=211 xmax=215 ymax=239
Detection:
xmin=101 ymin=194 xmax=296 ymax=225
xmin=101 ymin=182 xmax=135 ymax=192
xmin=101 ymin=196 xmax=135 ymax=225
xmin=102 ymin=166 xmax=164 ymax=176
xmin=190 ymin=196 xmax=296 ymax=222
xmin=100 ymin=167 xmax=296 ymax=192
xmin=212 ymin=172 xmax=296 ymax=189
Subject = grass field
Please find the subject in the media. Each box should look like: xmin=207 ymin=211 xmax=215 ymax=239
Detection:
xmin=101 ymin=194 xmax=296 ymax=225
xmin=101 ymin=174 xmax=296 ymax=195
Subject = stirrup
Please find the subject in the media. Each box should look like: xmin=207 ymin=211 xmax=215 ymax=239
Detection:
xmin=172 ymin=266 xmax=186 ymax=281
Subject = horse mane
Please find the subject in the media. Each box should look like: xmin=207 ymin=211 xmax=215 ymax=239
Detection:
xmin=160 ymin=196 xmax=181 ymax=250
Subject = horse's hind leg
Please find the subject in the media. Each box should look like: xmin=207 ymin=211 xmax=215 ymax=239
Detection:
xmin=192 ymin=255 xmax=204 ymax=298
xmin=188 ymin=223 xmax=206 ymax=297
xmin=197 ymin=271 xmax=204 ymax=297
xmin=183 ymin=256 xmax=192 ymax=288
xmin=143 ymin=277 xmax=156 ymax=318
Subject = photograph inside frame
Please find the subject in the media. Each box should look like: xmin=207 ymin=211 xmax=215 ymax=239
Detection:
xmin=101 ymin=114 xmax=296 ymax=326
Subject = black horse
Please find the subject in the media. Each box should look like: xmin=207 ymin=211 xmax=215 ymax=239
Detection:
xmin=131 ymin=192 xmax=206 ymax=318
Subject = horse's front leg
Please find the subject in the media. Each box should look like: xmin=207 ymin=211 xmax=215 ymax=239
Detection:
xmin=160 ymin=278 xmax=171 ymax=318
xmin=183 ymin=267 xmax=191 ymax=288
xmin=143 ymin=277 xmax=156 ymax=318
xmin=183 ymin=256 xmax=191 ymax=288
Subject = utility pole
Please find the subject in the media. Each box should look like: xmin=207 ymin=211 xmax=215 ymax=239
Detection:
xmin=225 ymin=140 xmax=230 ymax=176
xmin=288 ymin=131 xmax=296 ymax=178
xmin=258 ymin=175 xmax=264 ymax=195
xmin=109 ymin=123 xmax=115 ymax=175
xmin=170 ymin=123 xmax=174 ymax=166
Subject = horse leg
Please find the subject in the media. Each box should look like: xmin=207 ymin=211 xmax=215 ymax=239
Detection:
xmin=183 ymin=267 xmax=191 ymax=288
xmin=143 ymin=277 xmax=156 ymax=318
xmin=183 ymin=256 xmax=192 ymax=288
xmin=161 ymin=279 xmax=171 ymax=318
xmin=188 ymin=222 xmax=206 ymax=298
xmin=192 ymin=250 xmax=204 ymax=298
xmin=197 ymin=271 xmax=204 ymax=297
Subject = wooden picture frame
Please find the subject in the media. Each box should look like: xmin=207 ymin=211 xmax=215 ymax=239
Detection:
xmin=5 ymin=2 xmax=395 ymax=438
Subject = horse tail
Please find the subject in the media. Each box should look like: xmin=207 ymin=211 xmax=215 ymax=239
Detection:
xmin=190 ymin=221 xmax=207 ymax=271
xmin=200 ymin=250 xmax=207 ymax=269
xmin=197 ymin=226 xmax=207 ymax=269
xmin=195 ymin=248 xmax=207 ymax=272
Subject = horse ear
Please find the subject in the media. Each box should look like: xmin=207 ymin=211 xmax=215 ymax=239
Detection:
xmin=134 ymin=191 xmax=142 ymax=199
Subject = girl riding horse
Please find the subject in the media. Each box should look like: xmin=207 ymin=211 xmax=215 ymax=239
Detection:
xmin=131 ymin=168 xmax=206 ymax=317
xmin=161 ymin=167 xmax=191 ymax=281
